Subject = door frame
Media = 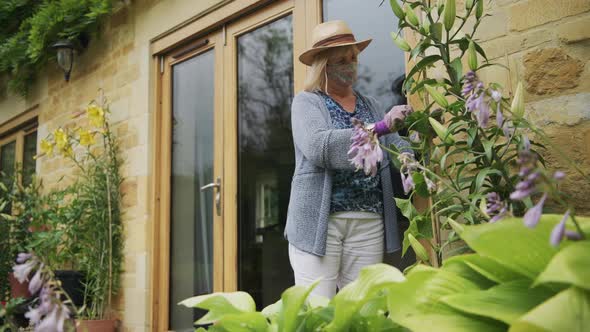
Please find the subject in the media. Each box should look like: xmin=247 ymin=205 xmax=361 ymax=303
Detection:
xmin=150 ymin=0 xmax=320 ymax=330
xmin=152 ymin=29 xmax=225 ymax=332
xmin=221 ymin=0 xmax=304 ymax=293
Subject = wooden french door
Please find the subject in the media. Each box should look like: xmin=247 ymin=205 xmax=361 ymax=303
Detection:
xmin=158 ymin=29 xmax=226 ymax=332
xmin=155 ymin=0 xmax=315 ymax=330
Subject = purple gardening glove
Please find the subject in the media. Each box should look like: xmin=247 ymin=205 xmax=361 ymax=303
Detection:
xmin=372 ymin=105 xmax=414 ymax=136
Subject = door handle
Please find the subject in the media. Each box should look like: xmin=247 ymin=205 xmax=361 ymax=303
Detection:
xmin=200 ymin=177 xmax=222 ymax=216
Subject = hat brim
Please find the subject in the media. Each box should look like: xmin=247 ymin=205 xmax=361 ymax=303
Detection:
xmin=298 ymin=38 xmax=372 ymax=66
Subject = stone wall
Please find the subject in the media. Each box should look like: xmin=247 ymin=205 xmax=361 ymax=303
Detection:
xmin=36 ymin=4 xmax=150 ymax=331
xmin=473 ymin=0 xmax=590 ymax=214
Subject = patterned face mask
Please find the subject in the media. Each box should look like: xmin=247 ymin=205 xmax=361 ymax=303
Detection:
xmin=326 ymin=62 xmax=358 ymax=86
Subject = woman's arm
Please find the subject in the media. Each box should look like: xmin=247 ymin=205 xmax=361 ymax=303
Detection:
xmin=291 ymin=93 xmax=357 ymax=170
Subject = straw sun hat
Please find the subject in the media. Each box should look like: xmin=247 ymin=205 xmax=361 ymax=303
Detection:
xmin=298 ymin=20 xmax=372 ymax=66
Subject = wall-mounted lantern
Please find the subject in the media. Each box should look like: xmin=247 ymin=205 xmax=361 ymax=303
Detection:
xmin=50 ymin=40 xmax=75 ymax=82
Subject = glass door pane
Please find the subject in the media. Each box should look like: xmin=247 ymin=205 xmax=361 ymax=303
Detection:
xmin=23 ymin=131 xmax=38 ymax=187
xmin=169 ymin=48 xmax=216 ymax=331
xmin=0 ymin=141 xmax=16 ymax=189
xmin=323 ymin=0 xmax=407 ymax=111
xmin=236 ymin=14 xmax=295 ymax=308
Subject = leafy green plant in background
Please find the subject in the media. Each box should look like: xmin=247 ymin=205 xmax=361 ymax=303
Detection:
xmin=3 ymin=91 xmax=124 ymax=327
xmin=179 ymin=215 xmax=589 ymax=331
xmin=0 ymin=172 xmax=48 ymax=302
xmin=33 ymin=91 xmax=124 ymax=320
xmin=381 ymin=0 xmax=589 ymax=265
xmin=0 ymin=0 xmax=126 ymax=96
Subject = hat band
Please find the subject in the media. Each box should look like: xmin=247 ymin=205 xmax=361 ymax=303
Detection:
xmin=312 ymin=34 xmax=356 ymax=48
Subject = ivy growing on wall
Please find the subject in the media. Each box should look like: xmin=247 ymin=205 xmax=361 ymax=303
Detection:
xmin=0 ymin=0 xmax=121 ymax=97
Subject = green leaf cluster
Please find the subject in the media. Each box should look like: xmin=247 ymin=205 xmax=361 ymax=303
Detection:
xmin=179 ymin=215 xmax=590 ymax=331
xmin=0 ymin=0 xmax=118 ymax=96
xmin=383 ymin=0 xmax=551 ymax=263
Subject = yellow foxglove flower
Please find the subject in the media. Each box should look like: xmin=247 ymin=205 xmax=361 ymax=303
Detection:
xmin=40 ymin=139 xmax=54 ymax=156
xmin=61 ymin=146 xmax=74 ymax=158
xmin=87 ymin=104 xmax=105 ymax=127
xmin=53 ymin=128 xmax=69 ymax=150
xmin=79 ymin=129 xmax=96 ymax=147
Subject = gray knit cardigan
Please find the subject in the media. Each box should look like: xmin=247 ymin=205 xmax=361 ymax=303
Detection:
xmin=284 ymin=90 xmax=410 ymax=256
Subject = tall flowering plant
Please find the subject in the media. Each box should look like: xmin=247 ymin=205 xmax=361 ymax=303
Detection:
xmin=351 ymin=0 xmax=589 ymax=265
xmin=16 ymin=90 xmax=124 ymax=326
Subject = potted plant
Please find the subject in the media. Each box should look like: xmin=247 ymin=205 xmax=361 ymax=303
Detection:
xmin=29 ymin=91 xmax=124 ymax=331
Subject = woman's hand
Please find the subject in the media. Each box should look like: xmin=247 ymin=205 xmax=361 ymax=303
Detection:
xmin=371 ymin=105 xmax=413 ymax=136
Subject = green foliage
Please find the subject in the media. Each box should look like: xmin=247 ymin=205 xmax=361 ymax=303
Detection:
xmin=381 ymin=0 xmax=572 ymax=264
xmin=0 ymin=171 xmax=46 ymax=301
xmin=180 ymin=215 xmax=590 ymax=331
xmin=0 ymin=0 xmax=119 ymax=96
xmin=0 ymin=297 xmax=26 ymax=331
xmin=3 ymin=95 xmax=125 ymax=320
xmin=40 ymin=98 xmax=125 ymax=320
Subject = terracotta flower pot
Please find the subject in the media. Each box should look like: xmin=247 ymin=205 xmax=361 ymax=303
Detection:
xmin=76 ymin=319 xmax=117 ymax=332
xmin=8 ymin=272 xmax=31 ymax=299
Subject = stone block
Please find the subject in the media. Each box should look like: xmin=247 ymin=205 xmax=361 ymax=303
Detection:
xmin=524 ymin=48 xmax=584 ymax=95
xmin=480 ymin=28 xmax=554 ymax=60
xmin=509 ymin=0 xmax=590 ymax=31
xmin=123 ymin=288 xmax=148 ymax=326
xmin=121 ymin=177 xmax=138 ymax=208
xmin=541 ymin=123 xmax=590 ymax=214
xmin=526 ymin=92 xmax=590 ymax=126
xmin=557 ymin=15 xmax=590 ymax=44
xmin=477 ymin=9 xmax=508 ymax=41
xmin=124 ymin=220 xmax=147 ymax=253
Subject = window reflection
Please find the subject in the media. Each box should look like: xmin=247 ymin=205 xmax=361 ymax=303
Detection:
xmin=237 ymin=15 xmax=295 ymax=308
xmin=170 ymin=49 xmax=215 ymax=331
xmin=323 ymin=0 xmax=407 ymax=112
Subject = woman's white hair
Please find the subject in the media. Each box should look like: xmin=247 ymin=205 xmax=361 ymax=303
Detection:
xmin=303 ymin=45 xmax=360 ymax=92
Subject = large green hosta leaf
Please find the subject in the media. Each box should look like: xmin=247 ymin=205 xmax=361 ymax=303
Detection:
xmin=388 ymin=265 xmax=504 ymax=331
xmin=441 ymin=280 xmax=554 ymax=324
xmin=509 ymin=287 xmax=590 ymax=332
xmin=325 ymin=264 xmax=405 ymax=331
xmin=178 ymin=292 xmax=256 ymax=325
xmin=212 ymin=312 xmax=269 ymax=332
xmin=535 ymin=241 xmax=590 ymax=291
xmin=278 ymin=280 xmax=320 ymax=332
xmin=459 ymin=216 xmax=562 ymax=279
xmin=443 ymin=253 xmax=526 ymax=284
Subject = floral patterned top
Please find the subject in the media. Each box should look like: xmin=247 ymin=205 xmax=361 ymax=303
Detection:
xmin=318 ymin=91 xmax=383 ymax=215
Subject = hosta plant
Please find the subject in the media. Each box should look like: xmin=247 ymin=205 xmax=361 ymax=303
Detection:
xmin=180 ymin=215 xmax=589 ymax=331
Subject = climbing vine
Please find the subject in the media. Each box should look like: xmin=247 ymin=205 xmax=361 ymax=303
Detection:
xmin=0 ymin=0 xmax=125 ymax=96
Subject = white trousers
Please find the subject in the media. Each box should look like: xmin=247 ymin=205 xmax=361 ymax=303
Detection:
xmin=288 ymin=212 xmax=384 ymax=298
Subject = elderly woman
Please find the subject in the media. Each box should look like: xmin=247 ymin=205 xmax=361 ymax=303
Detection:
xmin=285 ymin=20 xmax=412 ymax=298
